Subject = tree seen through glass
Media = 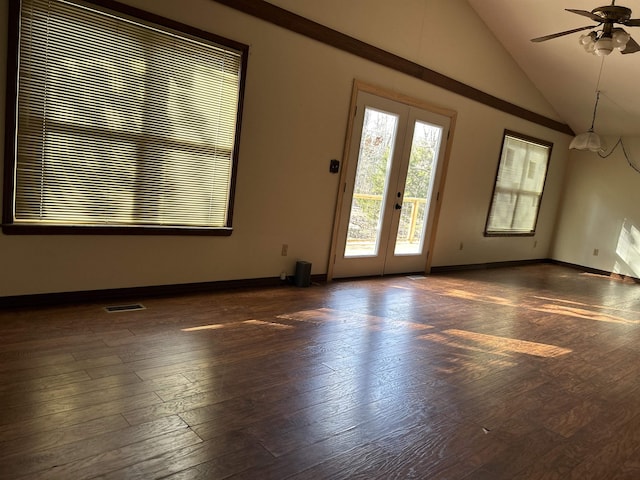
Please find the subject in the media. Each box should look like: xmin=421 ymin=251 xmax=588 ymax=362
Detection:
xmin=345 ymin=109 xmax=442 ymax=257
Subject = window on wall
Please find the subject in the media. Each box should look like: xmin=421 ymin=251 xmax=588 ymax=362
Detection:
xmin=3 ymin=0 xmax=248 ymax=235
xmin=485 ymin=130 xmax=552 ymax=236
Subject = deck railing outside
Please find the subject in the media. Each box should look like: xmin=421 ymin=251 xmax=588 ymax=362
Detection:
xmin=347 ymin=193 xmax=426 ymax=254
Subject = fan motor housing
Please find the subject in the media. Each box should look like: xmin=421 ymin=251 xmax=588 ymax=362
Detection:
xmin=592 ymin=5 xmax=632 ymax=22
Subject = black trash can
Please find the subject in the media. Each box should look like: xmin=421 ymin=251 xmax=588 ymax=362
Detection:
xmin=294 ymin=261 xmax=312 ymax=287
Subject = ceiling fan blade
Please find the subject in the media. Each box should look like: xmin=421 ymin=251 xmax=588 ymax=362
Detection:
xmin=531 ymin=25 xmax=595 ymax=42
xmin=565 ymin=9 xmax=604 ymax=22
xmin=623 ymin=19 xmax=640 ymax=26
xmin=621 ymin=36 xmax=640 ymax=53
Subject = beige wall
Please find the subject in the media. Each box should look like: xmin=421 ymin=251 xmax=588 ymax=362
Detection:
xmin=552 ymin=137 xmax=640 ymax=277
xmin=0 ymin=0 xmax=572 ymax=297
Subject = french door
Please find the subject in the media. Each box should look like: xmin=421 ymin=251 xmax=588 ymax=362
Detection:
xmin=332 ymin=90 xmax=450 ymax=278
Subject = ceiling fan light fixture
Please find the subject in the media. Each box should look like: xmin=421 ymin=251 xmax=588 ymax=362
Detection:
xmin=569 ymin=131 xmax=604 ymax=152
xmin=531 ymin=2 xmax=640 ymax=56
xmin=595 ymin=36 xmax=614 ymax=55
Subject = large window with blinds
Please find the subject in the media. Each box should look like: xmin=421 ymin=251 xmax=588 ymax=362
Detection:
xmin=3 ymin=0 xmax=248 ymax=235
xmin=485 ymin=130 xmax=552 ymax=236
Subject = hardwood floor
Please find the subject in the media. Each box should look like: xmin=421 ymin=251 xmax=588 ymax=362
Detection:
xmin=1 ymin=263 xmax=640 ymax=479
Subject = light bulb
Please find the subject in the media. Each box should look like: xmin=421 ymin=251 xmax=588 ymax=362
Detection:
xmin=579 ymin=33 xmax=593 ymax=45
xmin=613 ymin=30 xmax=630 ymax=50
xmin=595 ymin=36 xmax=613 ymax=56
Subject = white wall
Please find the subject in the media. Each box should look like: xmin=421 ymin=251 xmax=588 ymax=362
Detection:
xmin=552 ymin=137 xmax=640 ymax=277
xmin=0 ymin=0 xmax=572 ymax=296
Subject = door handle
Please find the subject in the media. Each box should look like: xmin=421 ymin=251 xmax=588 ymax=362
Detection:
xmin=395 ymin=203 xmax=402 ymax=210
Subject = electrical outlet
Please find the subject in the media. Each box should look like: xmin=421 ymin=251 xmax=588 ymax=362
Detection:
xmin=281 ymin=244 xmax=288 ymax=256
xmin=533 ymin=240 xmax=538 ymax=248
xmin=459 ymin=242 xmax=464 ymax=250
xmin=593 ymin=248 xmax=599 ymax=256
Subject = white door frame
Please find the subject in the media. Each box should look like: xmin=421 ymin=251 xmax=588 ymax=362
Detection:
xmin=327 ymin=80 xmax=457 ymax=281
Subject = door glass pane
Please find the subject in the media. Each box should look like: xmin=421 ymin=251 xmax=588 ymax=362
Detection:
xmin=345 ymin=107 xmax=398 ymax=257
xmin=395 ymin=120 xmax=443 ymax=255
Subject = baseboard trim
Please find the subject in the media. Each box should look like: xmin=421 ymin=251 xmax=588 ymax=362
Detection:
xmin=430 ymin=258 xmax=640 ymax=283
xmin=549 ymin=259 xmax=640 ymax=283
xmin=0 ymin=274 xmax=328 ymax=309
xmin=4 ymin=258 xmax=636 ymax=309
xmin=430 ymin=258 xmax=550 ymax=273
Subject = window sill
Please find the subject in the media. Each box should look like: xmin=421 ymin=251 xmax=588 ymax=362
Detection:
xmin=2 ymin=224 xmax=233 ymax=236
xmin=484 ymin=231 xmax=535 ymax=237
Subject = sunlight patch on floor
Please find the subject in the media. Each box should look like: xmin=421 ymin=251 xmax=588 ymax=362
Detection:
xmin=181 ymin=324 xmax=226 ymax=332
xmin=441 ymin=289 xmax=515 ymax=306
xmin=181 ymin=319 xmax=294 ymax=332
xmin=277 ymin=308 xmax=338 ymax=325
xmin=408 ymin=280 xmax=639 ymax=326
xmin=277 ymin=307 xmax=434 ymax=331
xmin=534 ymin=295 xmax=640 ymax=318
xmin=420 ymin=328 xmax=572 ymax=358
xmin=242 ymin=319 xmax=294 ymax=329
xmin=532 ymin=304 xmax=639 ymax=325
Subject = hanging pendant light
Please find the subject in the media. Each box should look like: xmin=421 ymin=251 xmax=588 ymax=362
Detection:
xmin=570 ymin=90 xmax=604 ymax=152
xmin=569 ymin=130 xmax=603 ymax=151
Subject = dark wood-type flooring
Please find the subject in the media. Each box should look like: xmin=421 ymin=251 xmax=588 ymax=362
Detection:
xmin=2 ymin=263 xmax=640 ymax=479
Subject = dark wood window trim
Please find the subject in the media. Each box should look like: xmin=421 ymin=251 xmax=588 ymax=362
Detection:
xmin=3 ymin=0 xmax=248 ymax=236
xmin=209 ymin=0 xmax=573 ymax=136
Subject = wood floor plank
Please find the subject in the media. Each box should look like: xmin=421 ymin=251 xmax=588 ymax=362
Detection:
xmin=21 ymin=427 xmax=202 ymax=480
xmin=101 ymin=432 xmax=273 ymax=480
xmin=0 ymin=414 xmax=129 ymax=461
xmin=0 ymin=391 xmax=163 ymax=442
xmin=0 ymin=369 xmax=91 ymax=394
xmin=0 ymin=354 xmax=123 ymax=386
xmin=1 ymin=415 xmax=189 ymax=479
xmin=0 ymin=372 xmax=143 ymax=408
xmin=0 ymin=373 xmax=191 ymax=424
xmin=567 ymin=412 xmax=640 ymax=479
xmin=2 ymin=264 xmax=640 ymax=478
xmin=0 ymin=352 xmax=76 ymax=372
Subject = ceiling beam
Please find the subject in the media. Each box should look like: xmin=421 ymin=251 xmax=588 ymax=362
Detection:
xmin=210 ymin=0 xmax=574 ymax=136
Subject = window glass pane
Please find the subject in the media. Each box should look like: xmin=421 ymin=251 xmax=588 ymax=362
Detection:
xmin=486 ymin=132 xmax=551 ymax=235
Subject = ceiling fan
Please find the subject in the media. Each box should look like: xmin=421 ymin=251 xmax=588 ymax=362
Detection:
xmin=531 ymin=0 xmax=640 ymax=55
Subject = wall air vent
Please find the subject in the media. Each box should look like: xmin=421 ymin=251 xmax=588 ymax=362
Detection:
xmin=104 ymin=304 xmax=146 ymax=313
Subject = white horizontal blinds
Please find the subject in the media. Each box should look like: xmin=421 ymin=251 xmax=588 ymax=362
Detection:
xmin=487 ymin=135 xmax=550 ymax=233
xmin=15 ymin=0 xmax=242 ymax=227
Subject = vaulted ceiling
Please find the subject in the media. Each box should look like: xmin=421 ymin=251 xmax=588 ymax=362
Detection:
xmin=467 ymin=0 xmax=640 ymax=137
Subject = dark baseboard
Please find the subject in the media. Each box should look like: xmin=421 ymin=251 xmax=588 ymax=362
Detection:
xmin=431 ymin=258 xmax=640 ymax=284
xmin=549 ymin=259 xmax=640 ymax=283
xmin=4 ymin=258 xmax=636 ymax=309
xmin=430 ymin=258 xmax=550 ymax=274
xmin=0 ymin=274 xmax=328 ymax=309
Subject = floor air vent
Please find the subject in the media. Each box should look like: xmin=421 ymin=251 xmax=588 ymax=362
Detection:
xmin=104 ymin=303 xmax=146 ymax=313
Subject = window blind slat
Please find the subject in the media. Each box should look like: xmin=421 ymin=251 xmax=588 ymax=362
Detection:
xmin=12 ymin=0 xmax=245 ymax=229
